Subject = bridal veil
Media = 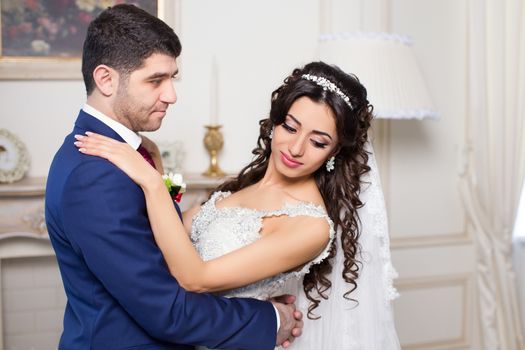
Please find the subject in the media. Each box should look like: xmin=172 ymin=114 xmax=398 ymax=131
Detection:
xmin=283 ymin=142 xmax=401 ymax=349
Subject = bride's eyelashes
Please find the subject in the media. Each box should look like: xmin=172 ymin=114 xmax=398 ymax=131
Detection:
xmin=281 ymin=122 xmax=296 ymax=133
xmin=281 ymin=122 xmax=329 ymax=149
xmin=311 ymin=140 xmax=328 ymax=149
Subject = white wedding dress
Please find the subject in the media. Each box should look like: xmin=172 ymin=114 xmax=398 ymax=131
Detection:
xmin=190 ymin=143 xmax=400 ymax=349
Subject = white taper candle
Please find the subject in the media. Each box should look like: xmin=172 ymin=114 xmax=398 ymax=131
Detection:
xmin=210 ymin=57 xmax=219 ymax=125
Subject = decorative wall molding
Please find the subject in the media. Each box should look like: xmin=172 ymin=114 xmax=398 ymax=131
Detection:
xmin=0 ymin=177 xmax=48 ymax=241
xmin=370 ymin=121 xmax=471 ymax=250
xmin=395 ymin=274 xmax=472 ymax=349
xmin=391 ymin=230 xmax=472 ymax=249
xmin=391 ymin=221 xmax=474 ymax=248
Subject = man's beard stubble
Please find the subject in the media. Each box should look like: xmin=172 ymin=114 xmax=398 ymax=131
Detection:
xmin=113 ymin=84 xmax=157 ymax=133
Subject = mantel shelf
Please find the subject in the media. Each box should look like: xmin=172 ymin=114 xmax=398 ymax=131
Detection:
xmin=0 ymin=174 xmax=228 ymax=253
xmin=0 ymin=177 xmax=46 ymax=197
xmin=0 ymin=173 xmax=231 ymax=196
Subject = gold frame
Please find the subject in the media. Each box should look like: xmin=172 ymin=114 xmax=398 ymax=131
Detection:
xmin=0 ymin=0 xmax=180 ymax=80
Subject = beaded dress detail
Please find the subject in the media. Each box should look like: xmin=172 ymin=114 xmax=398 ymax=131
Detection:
xmin=191 ymin=143 xmax=400 ymax=349
xmin=190 ymin=191 xmax=335 ymax=299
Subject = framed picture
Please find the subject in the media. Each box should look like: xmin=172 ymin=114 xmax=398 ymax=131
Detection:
xmin=0 ymin=0 xmax=180 ymax=80
xmin=157 ymin=139 xmax=185 ymax=174
xmin=0 ymin=129 xmax=30 ymax=183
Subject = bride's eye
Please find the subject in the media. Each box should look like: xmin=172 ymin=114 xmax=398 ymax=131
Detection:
xmin=281 ymin=123 xmax=296 ymax=133
xmin=311 ymin=140 xmax=328 ymax=149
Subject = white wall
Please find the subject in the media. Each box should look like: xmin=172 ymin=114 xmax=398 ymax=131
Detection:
xmin=320 ymin=0 xmax=477 ymax=348
xmin=387 ymin=0 xmax=477 ymax=348
xmin=0 ymin=0 xmax=321 ymax=177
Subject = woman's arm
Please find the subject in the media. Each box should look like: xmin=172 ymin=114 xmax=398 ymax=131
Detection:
xmin=75 ymin=132 xmax=330 ymax=293
xmin=145 ymin=182 xmax=330 ymax=293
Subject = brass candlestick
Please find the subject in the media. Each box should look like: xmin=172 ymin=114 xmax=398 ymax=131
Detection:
xmin=202 ymin=125 xmax=225 ymax=177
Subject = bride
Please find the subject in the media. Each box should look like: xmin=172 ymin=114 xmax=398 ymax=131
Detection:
xmin=75 ymin=61 xmax=400 ymax=349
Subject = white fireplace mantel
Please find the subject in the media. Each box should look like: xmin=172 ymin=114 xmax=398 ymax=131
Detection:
xmin=0 ymin=174 xmax=227 ymax=349
xmin=0 ymin=174 xmax=226 ymax=259
xmin=0 ymin=177 xmax=51 ymax=259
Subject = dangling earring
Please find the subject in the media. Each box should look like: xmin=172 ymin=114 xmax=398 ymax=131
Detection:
xmin=269 ymin=128 xmax=274 ymax=139
xmin=325 ymin=156 xmax=335 ymax=172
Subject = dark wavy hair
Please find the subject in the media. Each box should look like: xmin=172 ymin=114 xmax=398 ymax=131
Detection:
xmin=216 ymin=61 xmax=373 ymax=318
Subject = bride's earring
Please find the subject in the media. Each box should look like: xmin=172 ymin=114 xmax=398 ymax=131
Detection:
xmin=325 ymin=156 xmax=335 ymax=172
xmin=269 ymin=128 xmax=274 ymax=139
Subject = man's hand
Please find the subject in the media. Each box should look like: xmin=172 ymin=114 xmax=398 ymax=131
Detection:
xmin=270 ymin=294 xmax=303 ymax=348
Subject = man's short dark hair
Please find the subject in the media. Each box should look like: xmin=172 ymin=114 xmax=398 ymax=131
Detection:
xmin=82 ymin=4 xmax=181 ymax=95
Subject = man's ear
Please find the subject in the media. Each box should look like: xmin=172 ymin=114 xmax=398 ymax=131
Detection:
xmin=92 ymin=65 xmax=118 ymax=97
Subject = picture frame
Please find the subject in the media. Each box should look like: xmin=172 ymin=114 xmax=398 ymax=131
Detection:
xmin=0 ymin=128 xmax=30 ymax=183
xmin=0 ymin=0 xmax=180 ymax=80
xmin=157 ymin=140 xmax=185 ymax=174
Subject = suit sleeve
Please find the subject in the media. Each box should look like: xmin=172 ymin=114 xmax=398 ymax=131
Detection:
xmin=60 ymin=160 xmax=277 ymax=349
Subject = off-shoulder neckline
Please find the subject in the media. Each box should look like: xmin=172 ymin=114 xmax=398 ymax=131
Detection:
xmin=210 ymin=191 xmax=329 ymax=217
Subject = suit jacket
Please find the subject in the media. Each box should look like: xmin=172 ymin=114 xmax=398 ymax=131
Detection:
xmin=45 ymin=110 xmax=277 ymax=349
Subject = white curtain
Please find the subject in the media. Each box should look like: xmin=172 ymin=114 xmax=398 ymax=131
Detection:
xmin=514 ymin=233 xmax=525 ymax=342
xmin=460 ymin=0 xmax=525 ymax=349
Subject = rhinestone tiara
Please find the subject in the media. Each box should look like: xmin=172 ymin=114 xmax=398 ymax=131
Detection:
xmin=301 ymin=74 xmax=353 ymax=109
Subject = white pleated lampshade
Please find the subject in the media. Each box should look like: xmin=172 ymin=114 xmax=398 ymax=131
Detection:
xmin=319 ymin=32 xmax=438 ymax=120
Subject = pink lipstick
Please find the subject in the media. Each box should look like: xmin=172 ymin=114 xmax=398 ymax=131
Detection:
xmin=280 ymin=152 xmax=303 ymax=168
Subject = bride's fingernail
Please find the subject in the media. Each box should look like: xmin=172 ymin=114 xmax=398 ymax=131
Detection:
xmin=74 ymin=134 xmax=85 ymax=140
xmin=85 ymin=131 xmax=93 ymax=135
xmin=78 ymin=148 xmax=86 ymax=153
xmin=74 ymin=141 xmax=82 ymax=146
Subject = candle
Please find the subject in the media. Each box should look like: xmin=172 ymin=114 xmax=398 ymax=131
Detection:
xmin=210 ymin=57 xmax=219 ymax=125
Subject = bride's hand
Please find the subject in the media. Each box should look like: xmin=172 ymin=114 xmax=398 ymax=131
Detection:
xmin=74 ymin=132 xmax=161 ymax=188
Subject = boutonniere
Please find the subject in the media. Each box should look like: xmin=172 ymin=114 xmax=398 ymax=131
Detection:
xmin=162 ymin=172 xmax=186 ymax=203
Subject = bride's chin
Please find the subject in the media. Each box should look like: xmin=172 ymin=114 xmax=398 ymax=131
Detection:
xmin=275 ymin=166 xmax=311 ymax=182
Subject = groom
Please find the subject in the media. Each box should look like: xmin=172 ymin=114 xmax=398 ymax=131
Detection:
xmin=45 ymin=4 xmax=301 ymax=349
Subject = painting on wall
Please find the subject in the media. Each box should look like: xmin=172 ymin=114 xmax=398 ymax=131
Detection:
xmin=0 ymin=0 xmax=179 ymax=79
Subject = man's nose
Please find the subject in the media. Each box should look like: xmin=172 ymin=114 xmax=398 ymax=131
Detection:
xmin=161 ymin=82 xmax=177 ymax=104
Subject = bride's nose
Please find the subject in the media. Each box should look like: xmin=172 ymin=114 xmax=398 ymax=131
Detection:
xmin=288 ymin=135 xmax=306 ymax=157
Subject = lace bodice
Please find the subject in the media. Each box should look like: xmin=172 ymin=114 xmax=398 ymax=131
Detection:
xmin=190 ymin=191 xmax=335 ymax=299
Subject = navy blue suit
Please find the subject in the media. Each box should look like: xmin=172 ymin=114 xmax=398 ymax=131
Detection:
xmin=45 ymin=110 xmax=277 ymax=349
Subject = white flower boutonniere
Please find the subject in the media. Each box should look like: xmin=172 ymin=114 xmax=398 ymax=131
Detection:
xmin=162 ymin=172 xmax=186 ymax=203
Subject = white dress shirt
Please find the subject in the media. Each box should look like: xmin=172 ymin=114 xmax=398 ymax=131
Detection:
xmin=82 ymin=104 xmax=142 ymax=150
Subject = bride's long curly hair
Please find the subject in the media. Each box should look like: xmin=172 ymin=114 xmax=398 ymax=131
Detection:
xmin=216 ymin=61 xmax=373 ymax=318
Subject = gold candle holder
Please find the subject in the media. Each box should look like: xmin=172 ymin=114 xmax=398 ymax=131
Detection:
xmin=202 ymin=125 xmax=225 ymax=177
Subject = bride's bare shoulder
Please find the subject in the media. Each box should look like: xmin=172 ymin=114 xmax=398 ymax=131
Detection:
xmin=284 ymin=184 xmax=326 ymax=209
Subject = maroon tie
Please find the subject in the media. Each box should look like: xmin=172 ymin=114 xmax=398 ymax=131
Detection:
xmin=137 ymin=145 xmax=156 ymax=169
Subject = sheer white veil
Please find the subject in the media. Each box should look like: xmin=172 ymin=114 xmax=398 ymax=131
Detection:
xmin=282 ymin=142 xmax=401 ymax=349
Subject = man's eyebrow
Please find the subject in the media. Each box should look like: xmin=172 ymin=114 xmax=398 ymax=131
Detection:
xmin=147 ymin=69 xmax=179 ymax=79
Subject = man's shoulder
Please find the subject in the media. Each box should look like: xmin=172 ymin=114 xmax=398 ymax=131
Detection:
xmin=49 ymin=136 xmax=111 ymax=181
xmin=49 ymin=140 xmax=137 ymax=196
xmin=66 ymin=157 xmax=136 ymax=191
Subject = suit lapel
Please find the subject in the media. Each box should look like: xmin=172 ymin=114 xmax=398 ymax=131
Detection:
xmin=72 ymin=109 xmax=183 ymax=220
